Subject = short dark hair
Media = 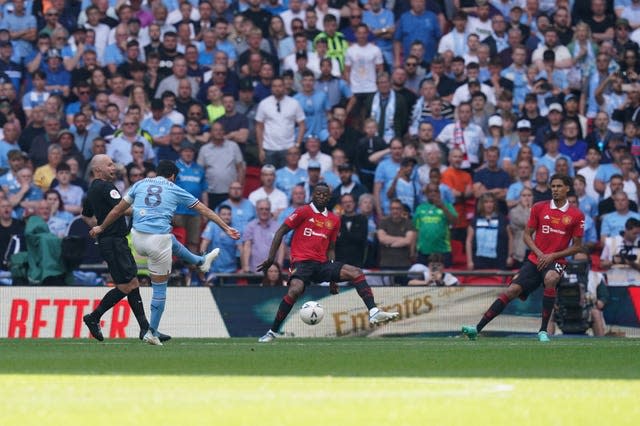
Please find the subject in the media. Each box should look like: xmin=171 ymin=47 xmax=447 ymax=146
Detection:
xmin=626 ymin=218 xmax=640 ymax=230
xmin=549 ymin=174 xmax=572 ymax=187
xmin=56 ymin=163 xmax=71 ymax=173
xmin=157 ymin=160 xmax=180 ymax=178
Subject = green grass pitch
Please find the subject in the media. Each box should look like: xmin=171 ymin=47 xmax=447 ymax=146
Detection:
xmin=1 ymin=337 xmax=639 ymax=426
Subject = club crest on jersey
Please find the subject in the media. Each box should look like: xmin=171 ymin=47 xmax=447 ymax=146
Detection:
xmin=562 ymin=215 xmax=572 ymax=225
xmin=110 ymin=189 xmax=121 ymax=199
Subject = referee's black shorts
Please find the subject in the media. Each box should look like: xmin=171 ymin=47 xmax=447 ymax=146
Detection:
xmin=97 ymin=236 xmax=137 ymax=285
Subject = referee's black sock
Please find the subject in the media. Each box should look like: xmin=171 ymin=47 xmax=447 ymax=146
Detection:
xmin=127 ymin=288 xmax=150 ymax=330
xmin=93 ymin=288 xmax=127 ymax=319
xmin=477 ymin=293 xmax=510 ymax=332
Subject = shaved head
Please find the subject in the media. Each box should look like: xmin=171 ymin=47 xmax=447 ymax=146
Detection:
xmin=91 ymin=154 xmax=116 ymax=181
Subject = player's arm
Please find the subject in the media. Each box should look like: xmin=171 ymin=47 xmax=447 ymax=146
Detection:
xmin=192 ymin=202 xmax=240 ymax=240
xmin=81 ymin=215 xmax=97 ymax=228
xmin=523 ymin=225 xmax=543 ymax=260
xmin=89 ymin=199 xmax=131 ymax=237
xmin=547 ymin=236 xmax=584 ymax=263
xmin=257 ymin=222 xmax=292 ymax=272
xmin=327 ymin=240 xmax=336 ymax=263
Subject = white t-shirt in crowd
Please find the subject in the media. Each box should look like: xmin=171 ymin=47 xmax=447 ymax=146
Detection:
xmin=344 ymin=42 xmax=383 ymax=94
xmin=255 ymin=95 xmax=306 ymax=151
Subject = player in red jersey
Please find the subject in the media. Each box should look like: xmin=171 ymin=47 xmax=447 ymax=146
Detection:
xmin=256 ymin=183 xmax=399 ymax=342
xmin=462 ymin=174 xmax=585 ymax=342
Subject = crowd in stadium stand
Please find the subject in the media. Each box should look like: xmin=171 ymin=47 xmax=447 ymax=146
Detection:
xmin=1 ymin=0 xmax=640 ymax=286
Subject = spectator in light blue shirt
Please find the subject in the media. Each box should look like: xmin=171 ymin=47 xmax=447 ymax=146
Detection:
xmin=200 ymin=205 xmax=240 ymax=278
xmin=294 ymin=70 xmax=330 ymax=138
xmin=393 ymin=0 xmax=441 ymax=65
xmin=363 ymin=0 xmax=395 ymax=67
xmin=600 ymin=190 xmax=640 ymax=243
xmin=0 ymin=0 xmax=36 ymax=62
xmin=275 ymin=146 xmax=307 ymax=199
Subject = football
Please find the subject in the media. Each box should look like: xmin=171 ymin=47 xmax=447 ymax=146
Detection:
xmin=299 ymin=301 xmax=325 ymax=325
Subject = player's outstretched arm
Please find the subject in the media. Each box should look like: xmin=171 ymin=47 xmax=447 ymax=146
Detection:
xmin=192 ymin=202 xmax=240 ymax=240
xmin=257 ymin=223 xmax=291 ymax=272
xmin=89 ymin=199 xmax=131 ymax=238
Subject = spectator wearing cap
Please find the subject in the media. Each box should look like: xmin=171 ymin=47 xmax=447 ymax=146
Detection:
xmin=197 ymin=121 xmax=245 ymax=210
xmin=173 ymin=141 xmax=207 ymax=255
xmin=248 ymin=164 xmax=288 ymax=218
xmin=293 ymin=70 xmax=330 ymax=139
xmin=298 ymin=134 xmax=332 ymax=174
xmin=42 ymin=48 xmax=69 ymax=97
xmin=275 ymin=146 xmax=307 ymax=199
xmin=255 ymin=76 xmax=305 ymax=168
xmin=301 ymin=159 xmax=325 ymax=202
xmin=520 ymin=93 xmax=548 ymax=134
xmin=0 ymin=0 xmax=36 ymax=63
xmin=501 ymin=119 xmax=542 ymax=168
xmin=534 ymin=102 xmax=565 ymax=146
xmin=329 ymin=162 xmax=367 ymax=210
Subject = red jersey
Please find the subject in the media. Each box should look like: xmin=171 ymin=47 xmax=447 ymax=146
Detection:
xmin=527 ymin=200 xmax=584 ymax=265
xmin=285 ymin=204 xmax=341 ymax=263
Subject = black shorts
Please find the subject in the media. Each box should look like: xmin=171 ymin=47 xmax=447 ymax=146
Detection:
xmin=98 ymin=236 xmax=137 ymax=285
xmin=510 ymin=259 xmax=566 ymax=299
xmin=289 ymin=260 xmax=344 ymax=286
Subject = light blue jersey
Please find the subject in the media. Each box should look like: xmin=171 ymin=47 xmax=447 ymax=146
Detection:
xmin=125 ymin=177 xmax=199 ymax=234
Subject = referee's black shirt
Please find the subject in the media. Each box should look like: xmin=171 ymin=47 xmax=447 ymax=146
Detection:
xmin=82 ymin=179 xmax=129 ymax=238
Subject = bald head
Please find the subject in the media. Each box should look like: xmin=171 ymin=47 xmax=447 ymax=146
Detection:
xmin=91 ymin=154 xmax=116 ymax=181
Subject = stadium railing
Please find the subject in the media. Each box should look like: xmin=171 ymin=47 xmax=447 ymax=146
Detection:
xmin=76 ymin=264 xmax=516 ymax=287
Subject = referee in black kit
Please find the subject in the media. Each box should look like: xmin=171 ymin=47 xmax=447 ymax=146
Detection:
xmin=81 ymin=154 xmax=164 ymax=343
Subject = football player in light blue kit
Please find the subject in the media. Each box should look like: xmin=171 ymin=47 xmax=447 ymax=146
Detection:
xmin=91 ymin=160 xmax=240 ymax=345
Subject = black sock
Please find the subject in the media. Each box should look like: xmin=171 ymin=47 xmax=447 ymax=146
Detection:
xmin=540 ymin=288 xmax=557 ymax=332
xmin=271 ymin=295 xmax=295 ymax=332
xmin=93 ymin=288 xmax=127 ymax=318
xmin=477 ymin=293 xmax=510 ymax=332
xmin=352 ymin=275 xmax=376 ymax=310
xmin=127 ymin=288 xmax=150 ymax=330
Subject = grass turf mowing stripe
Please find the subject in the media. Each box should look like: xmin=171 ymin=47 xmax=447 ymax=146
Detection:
xmin=1 ymin=338 xmax=639 ymax=379
xmin=0 ymin=375 xmax=638 ymax=426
